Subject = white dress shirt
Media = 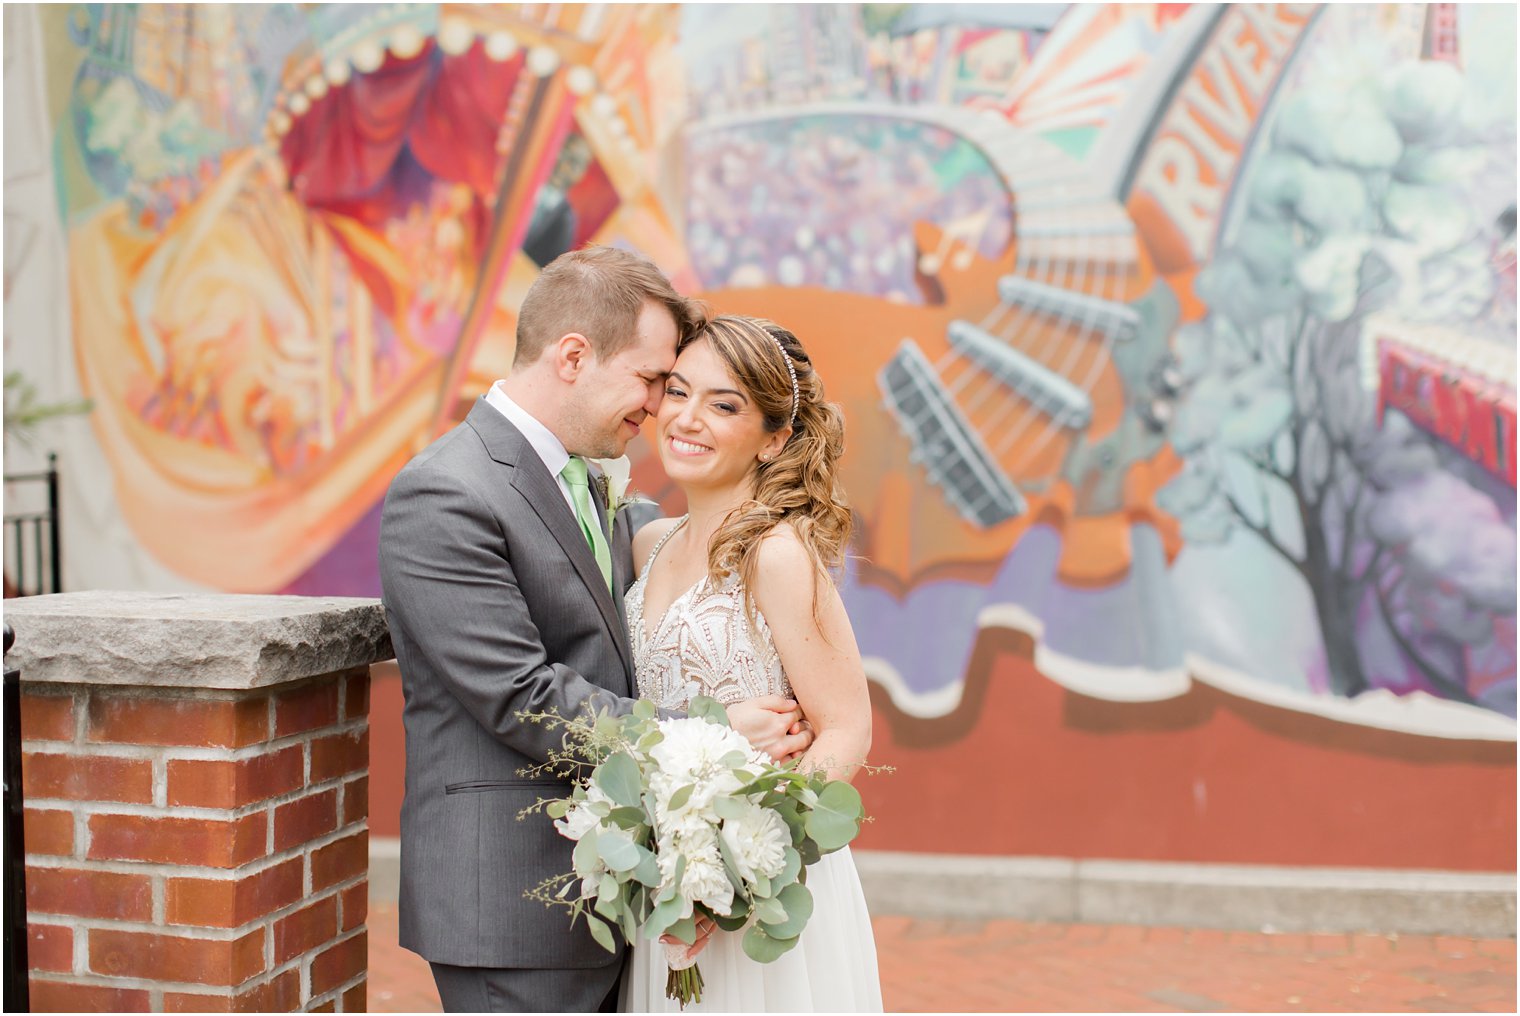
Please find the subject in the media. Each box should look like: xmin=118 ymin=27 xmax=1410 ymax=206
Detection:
xmin=484 ymin=381 xmax=579 ymax=519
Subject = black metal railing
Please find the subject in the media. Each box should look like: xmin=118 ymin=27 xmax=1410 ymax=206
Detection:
xmin=3 ymin=453 xmax=61 ymax=597
xmin=3 ymin=623 xmax=29 ymax=1011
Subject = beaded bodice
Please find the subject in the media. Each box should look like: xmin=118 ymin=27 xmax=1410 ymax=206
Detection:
xmin=624 ymin=518 xmax=792 ymax=710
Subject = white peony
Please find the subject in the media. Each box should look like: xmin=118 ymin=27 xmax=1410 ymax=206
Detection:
xmin=649 ymin=718 xmax=765 ymax=782
xmin=678 ymin=845 xmax=736 ymax=917
xmin=719 ymin=804 xmax=790 ymax=884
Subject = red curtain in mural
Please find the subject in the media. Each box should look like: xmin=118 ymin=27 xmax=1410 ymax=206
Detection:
xmin=278 ymin=42 xmax=523 ymax=229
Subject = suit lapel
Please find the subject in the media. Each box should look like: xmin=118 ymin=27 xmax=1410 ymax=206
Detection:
xmin=469 ymin=401 xmax=636 ymax=686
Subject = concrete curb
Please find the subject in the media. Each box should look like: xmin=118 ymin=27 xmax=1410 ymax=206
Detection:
xmin=368 ymin=839 xmax=1516 ymax=938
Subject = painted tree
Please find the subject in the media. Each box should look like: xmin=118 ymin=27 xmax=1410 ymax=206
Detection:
xmin=1160 ymin=58 xmax=1517 ymax=709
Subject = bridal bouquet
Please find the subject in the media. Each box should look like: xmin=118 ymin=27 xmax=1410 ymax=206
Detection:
xmin=521 ymin=696 xmax=866 ymax=1008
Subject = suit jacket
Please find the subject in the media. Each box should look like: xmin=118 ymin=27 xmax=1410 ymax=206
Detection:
xmin=379 ymin=398 xmax=647 ymax=970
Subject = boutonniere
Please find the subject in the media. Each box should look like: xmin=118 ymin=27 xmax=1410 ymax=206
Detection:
xmin=589 ymin=455 xmax=639 ymax=516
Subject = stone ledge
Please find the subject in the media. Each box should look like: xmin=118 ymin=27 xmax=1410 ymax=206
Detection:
xmin=5 ymin=592 xmax=394 ymax=690
xmin=850 ymin=850 xmax=1517 ymax=938
xmin=365 ymin=839 xmax=1516 ymax=937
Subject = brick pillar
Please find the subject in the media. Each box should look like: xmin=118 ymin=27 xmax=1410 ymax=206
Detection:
xmin=5 ymin=592 xmax=392 ymax=1013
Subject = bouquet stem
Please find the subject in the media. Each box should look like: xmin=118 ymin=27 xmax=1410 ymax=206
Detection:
xmin=666 ymin=962 xmax=704 ymax=1009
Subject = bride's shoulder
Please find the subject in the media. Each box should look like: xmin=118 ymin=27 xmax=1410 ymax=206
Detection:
xmin=752 ymin=522 xmax=822 ymax=590
xmin=631 ymin=515 xmax=684 ymax=567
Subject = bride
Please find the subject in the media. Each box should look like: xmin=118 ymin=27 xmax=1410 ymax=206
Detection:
xmin=623 ymin=314 xmax=884 ymax=1012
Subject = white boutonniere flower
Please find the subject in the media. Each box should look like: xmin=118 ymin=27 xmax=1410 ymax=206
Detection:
xmin=589 ymin=455 xmax=634 ymax=514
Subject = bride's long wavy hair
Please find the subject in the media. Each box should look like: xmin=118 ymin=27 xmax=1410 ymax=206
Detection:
xmin=690 ymin=315 xmax=852 ymax=623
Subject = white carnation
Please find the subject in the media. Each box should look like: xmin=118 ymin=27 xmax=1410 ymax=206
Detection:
xmin=719 ymin=804 xmax=790 ymax=884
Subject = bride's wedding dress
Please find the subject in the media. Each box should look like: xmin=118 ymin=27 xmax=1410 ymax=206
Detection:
xmin=622 ymin=519 xmax=883 ymax=1013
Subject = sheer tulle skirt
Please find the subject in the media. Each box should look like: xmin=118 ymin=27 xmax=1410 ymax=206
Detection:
xmin=623 ymin=847 xmax=882 ymax=1012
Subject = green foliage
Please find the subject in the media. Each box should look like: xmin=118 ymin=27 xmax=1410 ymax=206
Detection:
xmin=805 ymin=781 xmax=864 ymax=852
xmin=595 ymin=752 xmax=643 ymax=807
xmin=762 ymin=883 xmax=813 ymax=940
xmin=3 ymin=371 xmax=91 ymax=450
xmin=742 ymin=921 xmax=801 ymax=963
xmin=686 ymin=694 xmax=730 ymax=726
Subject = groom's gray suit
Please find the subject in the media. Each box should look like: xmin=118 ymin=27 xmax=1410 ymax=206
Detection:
xmin=379 ymin=398 xmax=654 ymax=1010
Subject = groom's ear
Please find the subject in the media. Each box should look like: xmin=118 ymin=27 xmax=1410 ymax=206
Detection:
xmin=553 ymin=332 xmax=593 ymax=381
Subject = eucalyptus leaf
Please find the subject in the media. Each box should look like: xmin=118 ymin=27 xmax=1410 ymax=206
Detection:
xmin=586 ymin=913 xmax=616 ymax=953
xmin=804 ymin=781 xmax=863 ymax=851
xmin=719 ymin=750 xmax=750 ymax=768
xmin=632 ymin=698 xmax=657 ymax=722
xmin=688 ymin=695 xmax=730 ymax=727
xmin=715 ymin=832 xmax=746 ymax=891
xmin=742 ymin=922 xmax=800 ymax=963
xmin=776 ymin=847 xmax=801 ymax=887
xmin=546 ymin=799 xmax=572 ymax=819
xmin=645 ymin=895 xmax=686 ymax=939
xmin=597 ymin=829 xmax=642 ymax=872
xmin=573 ymin=831 xmax=602 ymax=875
xmin=632 ymin=848 xmax=661 ymax=888
xmin=668 ymin=784 xmax=695 ymax=811
xmin=608 ymin=806 xmax=646 ymax=829
xmin=713 ymin=795 xmax=747 ymax=820
xmin=754 ymin=896 xmax=787 ymax=925
xmin=667 ymin=914 xmax=699 ymax=946
xmin=798 ymin=838 xmax=821 ymax=865
xmin=714 ymin=909 xmax=750 ymax=933
xmin=763 ymin=883 xmax=814 ymax=939
xmin=619 ymin=899 xmax=640 ymax=944
xmin=595 ymin=752 xmax=644 ymax=808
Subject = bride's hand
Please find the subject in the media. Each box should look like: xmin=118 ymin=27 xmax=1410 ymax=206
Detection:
xmin=660 ymin=912 xmax=717 ymax=963
xmin=780 ymin=717 xmax=813 ymax=764
xmin=725 ymin=695 xmax=813 ymax=761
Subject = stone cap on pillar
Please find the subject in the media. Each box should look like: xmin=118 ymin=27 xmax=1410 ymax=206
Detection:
xmin=3 ymin=591 xmax=394 ymax=689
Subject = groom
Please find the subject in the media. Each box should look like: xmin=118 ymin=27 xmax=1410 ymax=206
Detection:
xmin=378 ymin=245 xmax=812 ymax=1012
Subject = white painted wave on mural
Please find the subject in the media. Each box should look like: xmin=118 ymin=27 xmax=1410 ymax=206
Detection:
xmin=865 ymin=601 xmax=1517 ymax=742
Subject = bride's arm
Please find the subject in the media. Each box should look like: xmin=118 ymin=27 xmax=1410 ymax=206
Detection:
xmin=750 ymin=527 xmax=872 ymax=783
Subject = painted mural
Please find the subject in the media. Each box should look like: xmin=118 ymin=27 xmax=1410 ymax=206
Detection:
xmin=11 ymin=3 xmax=1517 ymax=864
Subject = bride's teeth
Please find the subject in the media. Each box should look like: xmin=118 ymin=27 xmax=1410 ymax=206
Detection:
xmin=672 ymin=439 xmax=708 ymax=455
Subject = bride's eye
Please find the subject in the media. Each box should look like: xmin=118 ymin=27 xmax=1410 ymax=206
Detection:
xmin=664 ymin=385 xmax=687 ymax=399
xmin=714 ymin=402 xmax=738 ymax=415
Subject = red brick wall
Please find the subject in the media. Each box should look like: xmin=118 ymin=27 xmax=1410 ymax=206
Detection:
xmin=20 ymin=669 xmax=371 ymax=1012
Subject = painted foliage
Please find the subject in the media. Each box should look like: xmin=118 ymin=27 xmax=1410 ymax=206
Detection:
xmin=14 ymin=2 xmax=1517 ymax=816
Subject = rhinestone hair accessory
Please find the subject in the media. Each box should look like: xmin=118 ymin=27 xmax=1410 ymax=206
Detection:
xmin=767 ymin=329 xmax=800 ymax=424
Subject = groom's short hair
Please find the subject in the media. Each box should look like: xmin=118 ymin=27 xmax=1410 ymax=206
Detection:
xmin=513 ymin=245 xmax=701 ymax=367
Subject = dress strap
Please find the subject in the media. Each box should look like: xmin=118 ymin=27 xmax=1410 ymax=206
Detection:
xmin=639 ymin=515 xmax=689 ymax=580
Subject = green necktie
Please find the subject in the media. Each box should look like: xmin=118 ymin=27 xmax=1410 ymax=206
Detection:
xmin=560 ymin=456 xmax=613 ymax=592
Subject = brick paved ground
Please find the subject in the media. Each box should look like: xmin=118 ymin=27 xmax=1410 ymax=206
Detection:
xmin=367 ymin=901 xmax=1516 ymax=1012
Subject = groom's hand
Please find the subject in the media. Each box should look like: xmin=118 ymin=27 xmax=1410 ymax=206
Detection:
xmin=726 ymin=695 xmax=813 ymax=761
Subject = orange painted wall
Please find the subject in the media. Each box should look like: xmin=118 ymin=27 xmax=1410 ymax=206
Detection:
xmin=370 ymin=649 xmax=1516 ymax=871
